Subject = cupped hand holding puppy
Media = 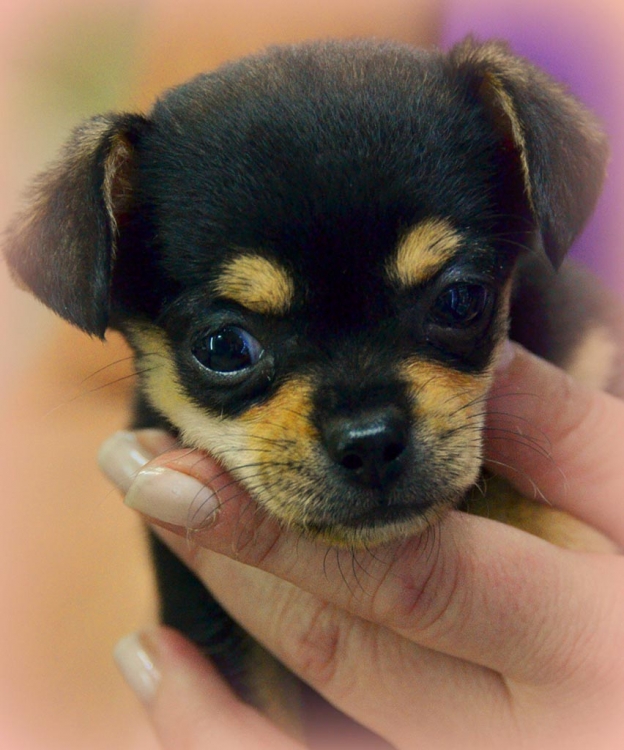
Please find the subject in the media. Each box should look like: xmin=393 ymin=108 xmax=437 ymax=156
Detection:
xmin=102 ymin=344 xmax=624 ymax=750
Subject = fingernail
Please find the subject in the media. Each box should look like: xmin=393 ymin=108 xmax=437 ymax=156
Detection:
xmin=495 ymin=339 xmax=517 ymax=371
xmin=98 ymin=430 xmax=178 ymax=493
xmin=114 ymin=632 xmax=161 ymax=705
xmin=98 ymin=431 xmax=155 ymax=493
xmin=124 ymin=467 xmax=220 ymax=528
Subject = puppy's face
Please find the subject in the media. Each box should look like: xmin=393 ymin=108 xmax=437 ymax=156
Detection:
xmin=127 ymin=225 xmax=514 ymax=546
xmin=127 ymin=234 xmax=511 ymax=545
xmin=4 ymin=40 xmax=608 ymax=546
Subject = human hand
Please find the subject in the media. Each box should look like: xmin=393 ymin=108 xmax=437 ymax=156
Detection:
xmin=101 ymin=344 xmax=624 ymax=749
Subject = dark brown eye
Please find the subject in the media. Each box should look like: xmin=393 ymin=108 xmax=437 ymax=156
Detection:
xmin=430 ymin=283 xmax=491 ymax=328
xmin=192 ymin=326 xmax=264 ymax=373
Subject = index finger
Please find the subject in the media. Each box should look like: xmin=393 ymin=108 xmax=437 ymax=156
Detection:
xmin=485 ymin=345 xmax=624 ymax=545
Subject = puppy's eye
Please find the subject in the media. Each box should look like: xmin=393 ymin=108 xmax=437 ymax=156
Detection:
xmin=430 ymin=283 xmax=492 ymax=328
xmin=192 ymin=326 xmax=264 ymax=373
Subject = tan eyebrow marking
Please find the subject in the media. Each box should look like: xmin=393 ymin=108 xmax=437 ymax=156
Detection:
xmin=387 ymin=218 xmax=462 ymax=288
xmin=212 ymin=253 xmax=295 ymax=315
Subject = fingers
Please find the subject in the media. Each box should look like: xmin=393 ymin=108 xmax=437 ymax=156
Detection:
xmin=486 ymin=344 xmax=624 ymax=544
xmin=114 ymin=627 xmax=303 ymax=750
xmin=150 ymin=530 xmax=515 ymax=748
xmin=101 ymin=434 xmax=623 ymax=690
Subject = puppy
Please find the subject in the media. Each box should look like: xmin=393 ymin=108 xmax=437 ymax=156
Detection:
xmin=4 ymin=37 xmax=621 ymax=736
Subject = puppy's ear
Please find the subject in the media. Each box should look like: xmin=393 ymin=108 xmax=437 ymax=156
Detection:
xmin=451 ymin=38 xmax=609 ymax=267
xmin=3 ymin=113 xmax=149 ymax=337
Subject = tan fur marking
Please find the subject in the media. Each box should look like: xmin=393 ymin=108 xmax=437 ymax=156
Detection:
xmin=400 ymin=357 xmax=492 ymax=501
xmin=387 ymin=218 xmax=462 ymax=288
xmin=213 ymin=254 xmax=295 ymax=315
xmin=239 ymin=377 xmax=321 ymax=527
xmin=401 ymin=358 xmax=490 ymax=432
xmin=564 ymin=326 xmax=617 ymax=391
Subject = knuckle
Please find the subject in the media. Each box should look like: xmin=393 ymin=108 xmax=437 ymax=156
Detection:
xmin=230 ymin=506 xmax=284 ymax=568
xmin=369 ymin=533 xmax=466 ymax=639
xmin=284 ymin=598 xmax=349 ymax=689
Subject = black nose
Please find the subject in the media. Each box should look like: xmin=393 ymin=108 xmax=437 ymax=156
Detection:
xmin=322 ymin=406 xmax=410 ymax=489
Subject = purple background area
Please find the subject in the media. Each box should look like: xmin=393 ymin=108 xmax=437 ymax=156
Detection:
xmin=442 ymin=4 xmax=622 ymax=290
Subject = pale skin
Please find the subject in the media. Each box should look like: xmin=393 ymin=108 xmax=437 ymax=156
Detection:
xmin=102 ymin=344 xmax=624 ymax=749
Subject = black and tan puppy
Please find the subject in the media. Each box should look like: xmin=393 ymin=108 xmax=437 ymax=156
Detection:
xmin=4 ymin=38 xmax=622 ymax=734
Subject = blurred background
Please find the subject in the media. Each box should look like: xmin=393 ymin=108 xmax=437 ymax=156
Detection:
xmin=1 ymin=1 xmax=622 ymax=748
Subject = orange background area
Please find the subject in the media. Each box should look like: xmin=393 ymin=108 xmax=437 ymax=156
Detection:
xmin=0 ymin=1 xmax=622 ymax=748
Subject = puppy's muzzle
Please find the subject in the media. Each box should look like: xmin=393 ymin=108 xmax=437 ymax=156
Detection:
xmin=321 ymin=405 xmax=410 ymax=492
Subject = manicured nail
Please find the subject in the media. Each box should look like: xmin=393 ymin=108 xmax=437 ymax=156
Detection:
xmin=124 ymin=467 xmax=220 ymax=528
xmin=98 ymin=430 xmax=178 ymax=493
xmin=114 ymin=632 xmax=161 ymax=705
xmin=98 ymin=431 xmax=155 ymax=493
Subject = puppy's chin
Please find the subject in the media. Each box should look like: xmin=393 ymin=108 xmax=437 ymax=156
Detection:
xmin=290 ymin=502 xmax=452 ymax=549
xmin=253 ymin=470 xmax=479 ymax=548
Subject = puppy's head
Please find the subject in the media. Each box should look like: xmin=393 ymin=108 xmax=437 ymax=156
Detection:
xmin=4 ymin=39 xmax=607 ymax=546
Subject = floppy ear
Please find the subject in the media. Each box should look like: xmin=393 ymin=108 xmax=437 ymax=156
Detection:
xmin=450 ymin=38 xmax=609 ymax=267
xmin=3 ymin=113 xmax=149 ymax=338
